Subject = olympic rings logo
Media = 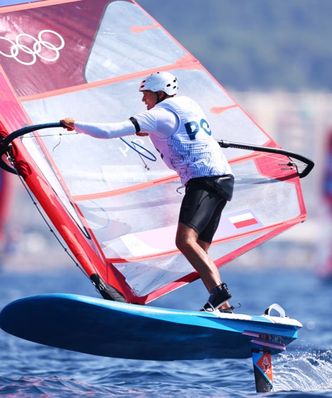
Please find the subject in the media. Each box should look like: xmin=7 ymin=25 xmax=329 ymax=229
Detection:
xmin=0 ymin=30 xmax=65 ymax=66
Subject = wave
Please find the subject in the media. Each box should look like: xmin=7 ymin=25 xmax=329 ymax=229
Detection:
xmin=272 ymin=349 xmax=332 ymax=396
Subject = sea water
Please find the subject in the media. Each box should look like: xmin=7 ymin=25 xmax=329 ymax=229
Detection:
xmin=0 ymin=263 xmax=331 ymax=397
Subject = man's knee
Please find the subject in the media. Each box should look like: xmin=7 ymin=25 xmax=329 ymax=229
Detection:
xmin=176 ymin=229 xmax=196 ymax=251
xmin=176 ymin=223 xmax=199 ymax=250
xmin=175 ymin=234 xmax=190 ymax=251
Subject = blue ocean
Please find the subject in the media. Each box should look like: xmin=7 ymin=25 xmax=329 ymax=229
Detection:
xmin=0 ymin=262 xmax=331 ymax=397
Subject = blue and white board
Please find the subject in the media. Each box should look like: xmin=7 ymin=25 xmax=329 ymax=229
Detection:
xmin=0 ymin=293 xmax=301 ymax=361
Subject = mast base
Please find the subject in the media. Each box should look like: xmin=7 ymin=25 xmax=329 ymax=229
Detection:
xmin=90 ymin=273 xmax=126 ymax=302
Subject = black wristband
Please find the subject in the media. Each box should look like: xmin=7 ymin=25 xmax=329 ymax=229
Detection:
xmin=129 ymin=117 xmax=141 ymax=133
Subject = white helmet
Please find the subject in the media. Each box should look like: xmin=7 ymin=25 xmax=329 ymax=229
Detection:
xmin=139 ymin=71 xmax=178 ymax=96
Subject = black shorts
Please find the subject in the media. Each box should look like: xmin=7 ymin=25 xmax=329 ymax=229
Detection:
xmin=178 ymin=175 xmax=234 ymax=243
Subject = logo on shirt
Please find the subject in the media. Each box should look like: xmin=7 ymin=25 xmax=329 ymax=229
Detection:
xmin=185 ymin=118 xmax=212 ymax=140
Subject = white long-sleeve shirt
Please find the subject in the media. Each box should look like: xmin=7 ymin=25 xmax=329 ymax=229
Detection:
xmin=75 ymin=96 xmax=232 ymax=185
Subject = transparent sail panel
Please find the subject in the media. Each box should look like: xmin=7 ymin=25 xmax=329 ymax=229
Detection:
xmin=113 ymin=230 xmax=271 ymax=297
xmin=85 ymin=1 xmax=187 ymax=81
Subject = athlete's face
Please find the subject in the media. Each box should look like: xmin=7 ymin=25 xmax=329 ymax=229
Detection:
xmin=142 ymin=91 xmax=158 ymax=110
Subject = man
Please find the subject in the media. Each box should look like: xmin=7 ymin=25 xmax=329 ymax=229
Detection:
xmin=61 ymin=71 xmax=234 ymax=312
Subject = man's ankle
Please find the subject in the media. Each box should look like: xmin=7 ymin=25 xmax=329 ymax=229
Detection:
xmin=202 ymin=282 xmax=232 ymax=311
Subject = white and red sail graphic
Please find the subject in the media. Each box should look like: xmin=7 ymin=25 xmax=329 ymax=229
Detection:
xmin=0 ymin=0 xmax=308 ymax=303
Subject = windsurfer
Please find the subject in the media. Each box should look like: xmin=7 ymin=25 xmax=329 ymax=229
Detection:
xmin=61 ymin=72 xmax=234 ymax=312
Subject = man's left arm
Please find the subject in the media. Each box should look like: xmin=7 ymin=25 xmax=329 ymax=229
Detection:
xmin=60 ymin=118 xmax=136 ymax=139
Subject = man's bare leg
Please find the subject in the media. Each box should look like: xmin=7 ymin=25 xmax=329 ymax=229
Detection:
xmin=176 ymin=223 xmax=232 ymax=310
xmin=197 ymin=238 xmax=232 ymax=311
xmin=176 ymin=223 xmax=220 ymax=291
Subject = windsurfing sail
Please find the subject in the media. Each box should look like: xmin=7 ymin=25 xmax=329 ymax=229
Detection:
xmin=0 ymin=0 xmax=313 ymax=303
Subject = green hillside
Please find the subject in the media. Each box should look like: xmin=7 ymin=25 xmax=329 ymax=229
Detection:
xmin=138 ymin=0 xmax=332 ymax=91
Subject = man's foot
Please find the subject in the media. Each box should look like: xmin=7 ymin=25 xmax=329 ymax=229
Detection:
xmin=201 ymin=282 xmax=232 ymax=312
